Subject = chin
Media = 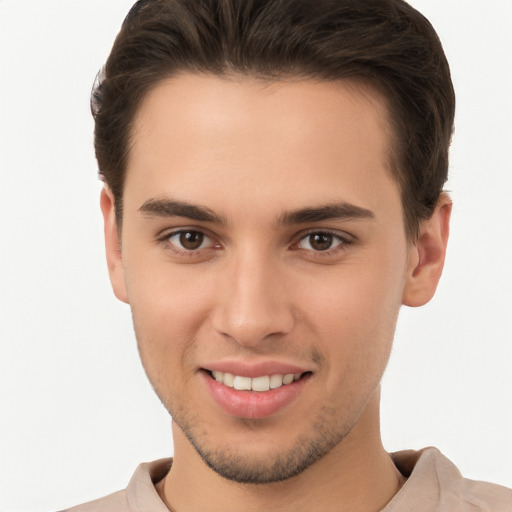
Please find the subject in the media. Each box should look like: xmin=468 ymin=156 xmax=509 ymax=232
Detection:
xmin=172 ymin=404 xmax=353 ymax=484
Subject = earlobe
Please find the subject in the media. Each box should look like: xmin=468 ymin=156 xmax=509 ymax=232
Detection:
xmin=402 ymin=194 xmax=452 ymax=307
xmin=100 ymin=187 xmax=129 ymax=304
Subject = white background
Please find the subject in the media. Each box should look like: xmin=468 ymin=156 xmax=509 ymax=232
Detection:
xmin=1 ymin=1 xmax=511 ymax=510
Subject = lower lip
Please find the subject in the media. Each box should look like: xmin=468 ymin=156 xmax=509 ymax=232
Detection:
xmin=202 ymin=372 xmax=310 ymax=419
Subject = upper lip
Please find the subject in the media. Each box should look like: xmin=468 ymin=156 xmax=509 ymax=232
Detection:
xmin=202 ymin=360 xmax=311 ymax=378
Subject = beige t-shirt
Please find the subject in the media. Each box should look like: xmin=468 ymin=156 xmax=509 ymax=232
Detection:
xmin=62 ymin=447 xmax=512 ymax=511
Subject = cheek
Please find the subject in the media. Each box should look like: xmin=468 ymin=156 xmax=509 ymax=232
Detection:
xmin=296 ymin=253 xmax=405 ymax=377
xmin=299 ymin=258 xmax=404 ymax=334
xmin=123 ymin=258 xmax=216 ymax=385
xmin=125 ymin=250 xmax=215 ymax=329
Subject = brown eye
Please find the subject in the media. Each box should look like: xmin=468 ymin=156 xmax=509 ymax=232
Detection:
xmin=297 ymin=232 xmax=347 ymax=252
xmin=308 ymin=233 xmax=333 ymax=251
xmin=166 ymin=230 xmax=211 ymax=251
xmin=178 ymin=231 xmax=204 ymax=250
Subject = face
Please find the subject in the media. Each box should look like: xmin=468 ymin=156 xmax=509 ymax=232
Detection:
xmin=103 ymin=74 xmax=442 ymax=483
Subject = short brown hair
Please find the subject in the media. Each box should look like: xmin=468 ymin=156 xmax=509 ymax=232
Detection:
xmin=91 ymin=0 xmax=455 ymax=240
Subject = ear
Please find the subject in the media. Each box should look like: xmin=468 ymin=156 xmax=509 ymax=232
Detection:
xmin=402 ymin=194 xmax=452 ymax=307
xmin=100 ymin=187 xmax=129 ymax=304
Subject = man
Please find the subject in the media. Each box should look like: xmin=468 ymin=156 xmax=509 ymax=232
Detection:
xmin=65 ymin=0 xmax=511 ymax=510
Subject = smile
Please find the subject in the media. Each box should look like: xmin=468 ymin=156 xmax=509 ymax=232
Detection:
xmin=203 ymin=368 xmax=312 ymax=419
xmin=209 ymin=370 xmax=304 ymax=392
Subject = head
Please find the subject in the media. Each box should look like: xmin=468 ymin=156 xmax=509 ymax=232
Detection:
xmin=95 ymin=0 xmax=454 ymax=485
xmin=92 ymin=0 xmax=455 ymax=241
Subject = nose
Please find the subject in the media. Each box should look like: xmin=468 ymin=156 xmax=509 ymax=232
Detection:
xmin=212 ymin=249 xmax=295 ymax=347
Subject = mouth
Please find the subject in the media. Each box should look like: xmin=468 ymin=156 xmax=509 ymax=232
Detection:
xmin=199 ymin=360 xmax=313 ymax=419
xmin=201 ymin=368 xmax=313 ymax=419
xmin=205 ymin=369 xmax=311 ymax=392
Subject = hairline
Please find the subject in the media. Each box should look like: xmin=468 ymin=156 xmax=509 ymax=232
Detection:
xmin=112 ymin=70 xmax=414 ymax=241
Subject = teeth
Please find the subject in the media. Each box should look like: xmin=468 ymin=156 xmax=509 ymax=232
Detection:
xmin=223 ymin=372 xmax=235 ymax=387
xmin=282 ymin=374 xmax=294 ymax=385
xmin=269 ymin=374 xmax=284 ymax=389
xmin=233 ymin=376 xmax=252 ymax=391
xmin=210 ymin=371 xmax=303 ymax=392
xmin=251 ymin=375 xmax=270 ymax=392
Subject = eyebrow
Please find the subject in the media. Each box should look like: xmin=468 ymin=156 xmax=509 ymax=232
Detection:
xmin=277 ymin=202 xmax=375 ymax=225
xmin=139 ymin=198 xmax=375 ymax=225
xmin=139 ymin=198 xmax=226 ymax=224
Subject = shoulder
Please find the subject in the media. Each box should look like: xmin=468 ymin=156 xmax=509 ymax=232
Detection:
xmin=61 ymin=489 xmax=129 ymax=512
xmin=59 ymin=458 xmax=173 ymax=512
xmin=388 ymin=447 xmax=512 ymax=511
xmin=460 ymin=478 xmax=512 ymax=511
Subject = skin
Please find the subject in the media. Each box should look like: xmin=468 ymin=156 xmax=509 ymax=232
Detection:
xmin=101 ymin=74 xmax=451 ymax=512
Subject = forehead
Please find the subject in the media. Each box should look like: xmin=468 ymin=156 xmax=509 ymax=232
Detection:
xmin=125 ymin=73 xmax=400 ymax=223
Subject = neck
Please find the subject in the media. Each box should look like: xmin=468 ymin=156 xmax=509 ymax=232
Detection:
xmin=159 ymin=389 xmax=404 ymax=512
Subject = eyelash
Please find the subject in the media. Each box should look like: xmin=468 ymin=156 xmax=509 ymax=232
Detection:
xmin=157 ymin=228 xmax=353 ymax=258
xmin=292 ymin=230 xmax=353 ymax=256
xmin=157 ymin=229 xmax=219 ymax=256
